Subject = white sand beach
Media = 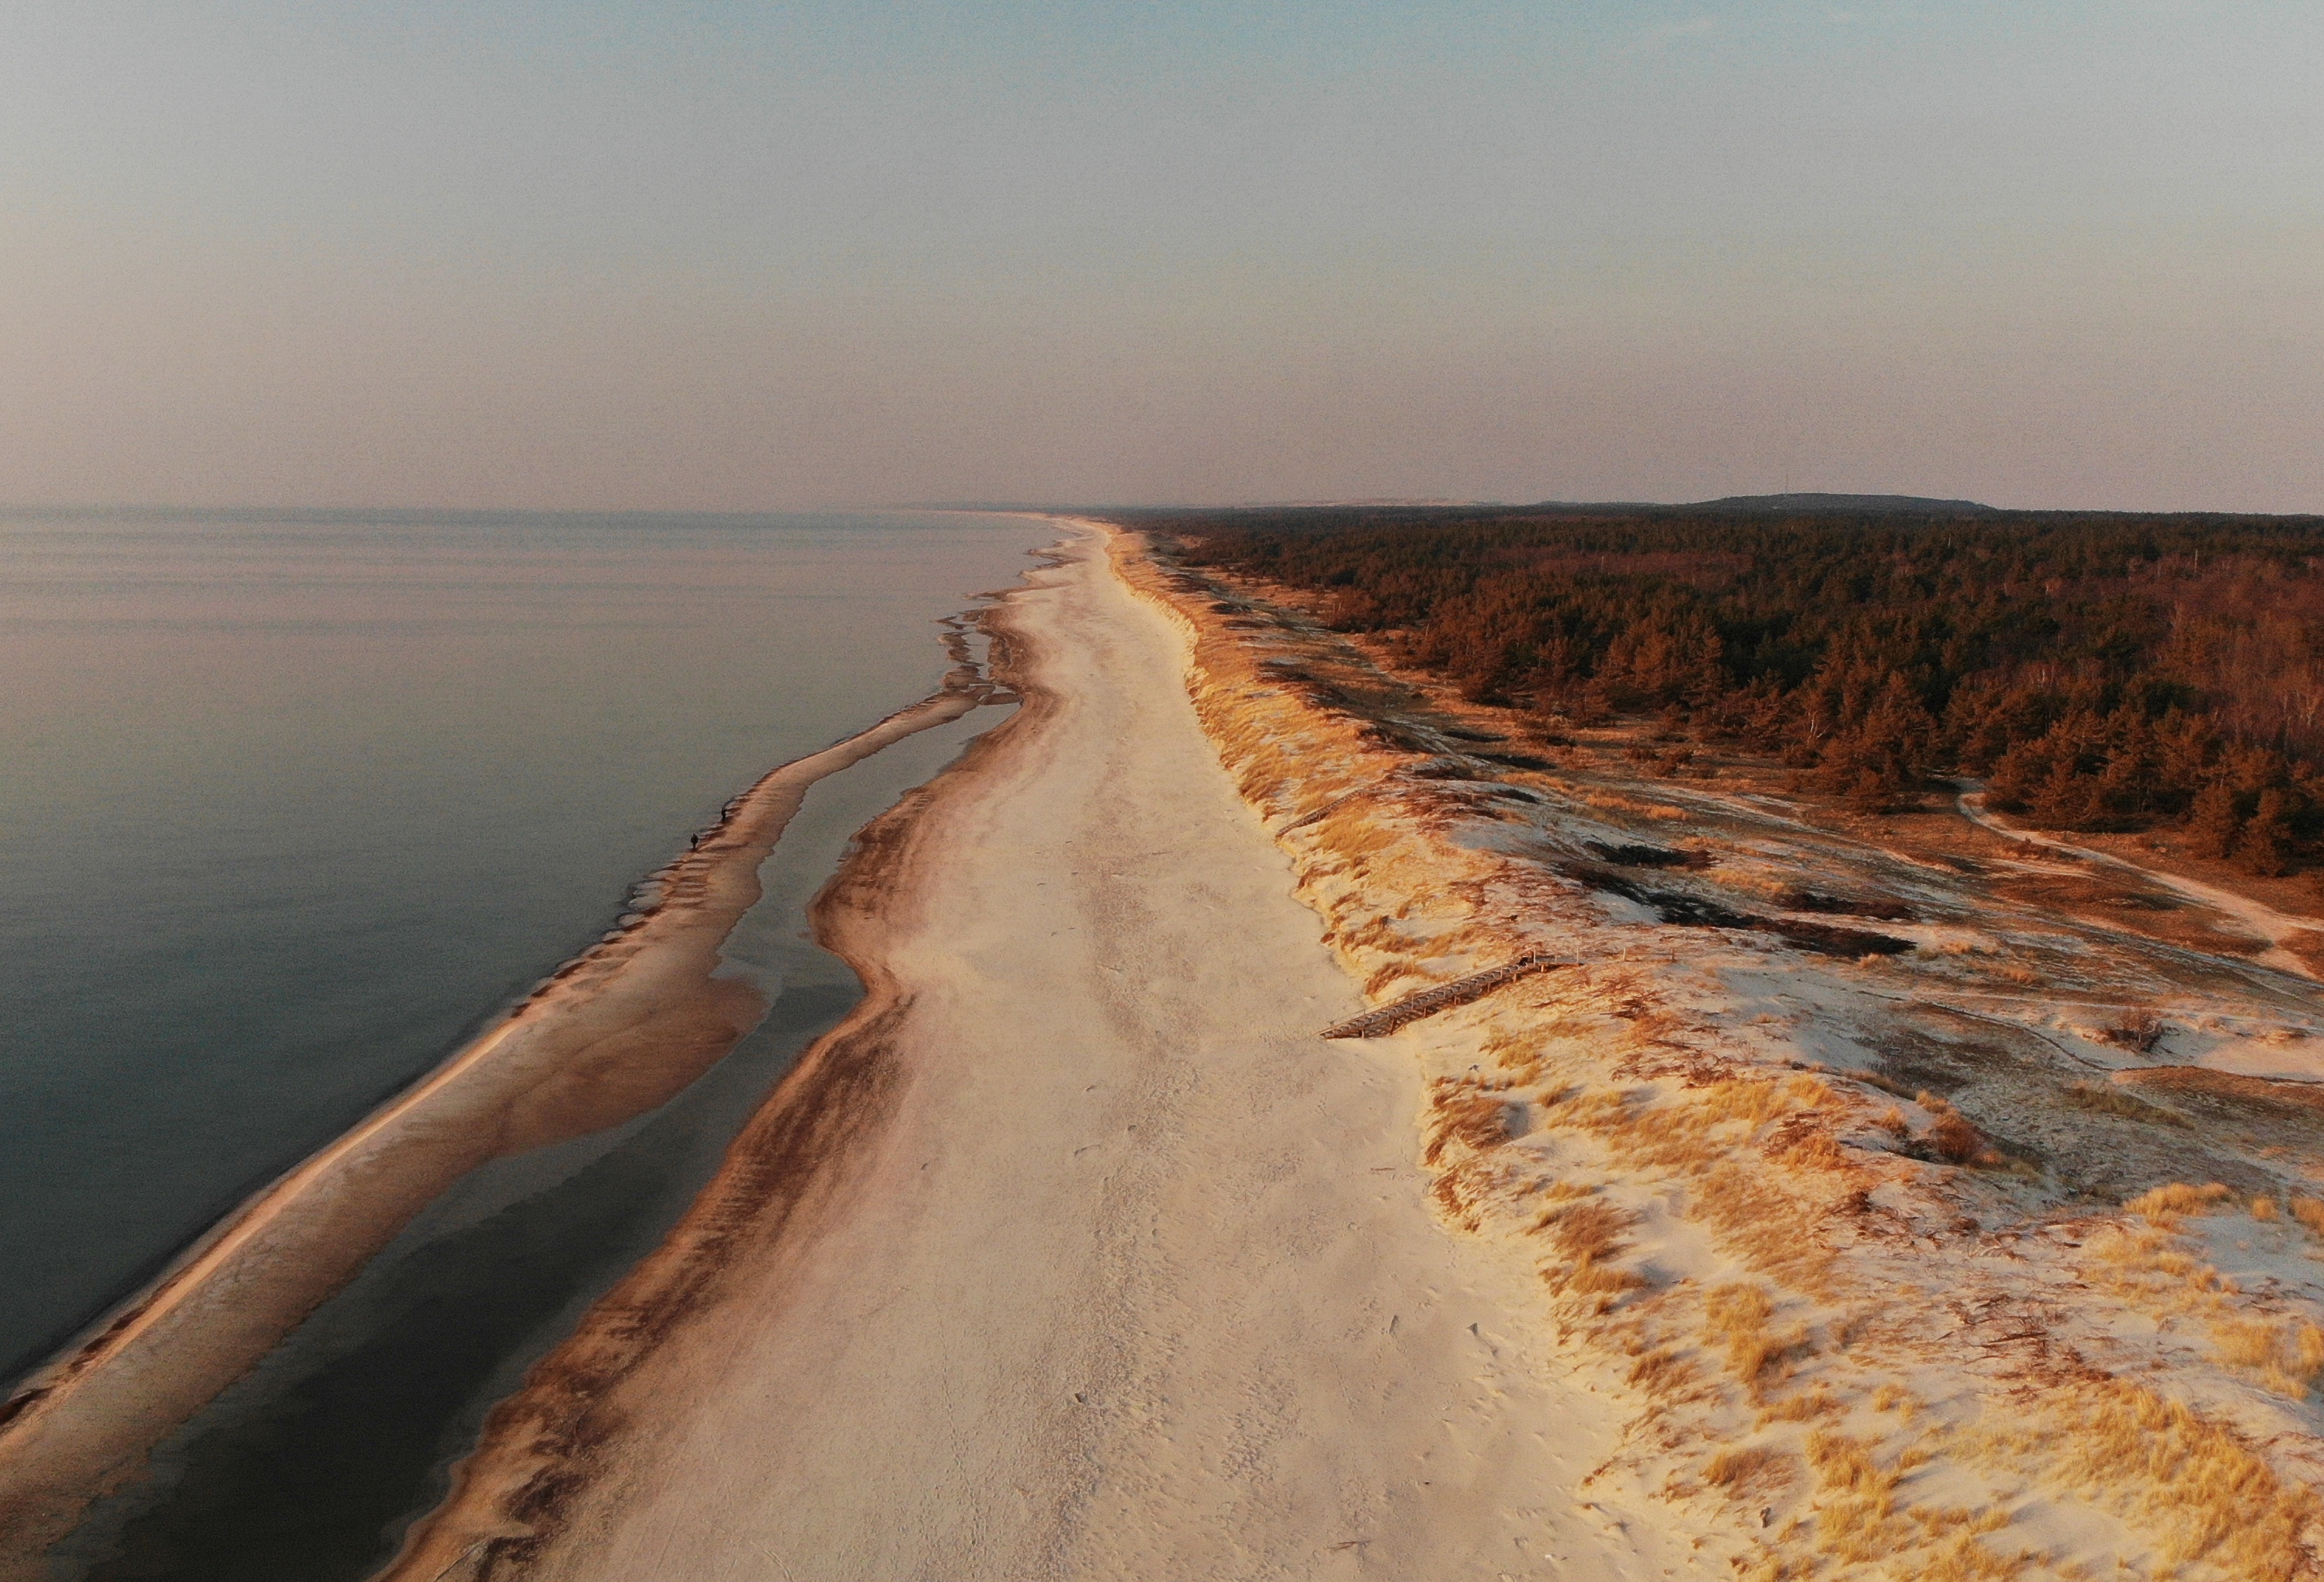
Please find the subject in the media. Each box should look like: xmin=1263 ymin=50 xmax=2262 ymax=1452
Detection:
xmin=33 ymin=513 xmax=2324 ymax=1582
xmin=387 ymin=522 xmax=1650 ymax=1580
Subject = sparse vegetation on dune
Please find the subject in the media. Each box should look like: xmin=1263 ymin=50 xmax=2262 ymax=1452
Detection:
xmin=2062 ymin=1081 xmax=2188 ymax=1127
xmin=1110 ymin=522 xmax=2324 ymax=1580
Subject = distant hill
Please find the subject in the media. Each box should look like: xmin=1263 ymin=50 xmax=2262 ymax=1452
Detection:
xmin=1681 ymin=492 xmax=2000 ymax=515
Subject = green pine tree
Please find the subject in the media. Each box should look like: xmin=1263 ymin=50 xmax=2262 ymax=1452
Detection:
xmin=2187 ymin=782 xmax=2243 ymax=860
xmin=2234 ymin=788 xmax=2294 ymax=876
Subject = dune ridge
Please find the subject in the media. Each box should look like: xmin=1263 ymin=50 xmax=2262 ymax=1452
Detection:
xmin=1116 ymin=522 xmax=2324 ymax=1578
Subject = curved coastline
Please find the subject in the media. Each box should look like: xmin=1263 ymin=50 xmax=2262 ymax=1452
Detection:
xmin=0 ymin=658 xmax=1010 ymax=1577
xmin=373 ymin=541 xmax=1068 ymax=1578
xmin=210 ymin=507 xmax=2324 ymax=1582
xmin=373 ymin=516 xmax=1629 ymax=1581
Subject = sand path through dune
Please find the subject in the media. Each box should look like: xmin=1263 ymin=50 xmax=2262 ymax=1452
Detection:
xmin=394 ymin=523 xmax=1636 ymax=1580
xmin=1958 ymin=786 xmax=2324 ymax=980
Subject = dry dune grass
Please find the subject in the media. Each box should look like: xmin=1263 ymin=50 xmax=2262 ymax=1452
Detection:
xmin=1420 ymin=1080 xmax=1511 ymax=1163
xmin=1533 ymin=1193 xmax=1649 ymax=1305
xmin=1531 ymin=1070 xmax=1856 ymax=1297
xmin=1797 ymin=1430 xmax=2024 ymax=1578
xmin=1919 ymin=1095 xmax=1992 ymax=1164
xmin=2211 ymin=1316 xmax=2324 ymax=1398
xmin=1112 ymin=533 xmax=2324 ymax=1582
xmin=2126 ymin=1180 xmax=2235 ymax=1226
xmin=1627 ymin=1341 xmax=1704 ymax=1400
xmin=2049 ymin=1379 xmax=2322 ymax=1577
xmin=1420 ymin=1079 xmax=1519 ymax=1233
xmin=2062 ymin=1081 xmax=2190 ymax=1128
xmin=1726 ymin=1429 xmax=2030 ymax=1582
xmin=2092 ymin=1181 xmax=2324 ymax=1399
xmin=2090 ymin=1205 xmax=2237 ymax=1314
xmin=1701 ymin=1442 xmax=1795 ymax=1500
xmin=1703 ymin=1283 xmax=1803 ymax=1400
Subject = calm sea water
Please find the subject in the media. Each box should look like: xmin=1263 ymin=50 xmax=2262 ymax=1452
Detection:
xmin=0 ymin=508 xmax=1056 ymax=1575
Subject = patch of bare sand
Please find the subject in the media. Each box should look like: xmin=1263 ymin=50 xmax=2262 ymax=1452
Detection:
xmin=387 ymin=523 xmax=1655 ymax=1581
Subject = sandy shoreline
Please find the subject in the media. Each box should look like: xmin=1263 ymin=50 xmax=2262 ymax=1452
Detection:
xmin=374 ymin=605 xmax=1055 ymax=1579
xmin=34 ymin=512 xmax=2302 ymax=1580
xmin=380 ymin=521 xmax=1643 ymax=1580
xmin=0 ymin=671 xmax=1002 ymax=1577
xmin=374 ymin=512 xmax=2324 ymax=1582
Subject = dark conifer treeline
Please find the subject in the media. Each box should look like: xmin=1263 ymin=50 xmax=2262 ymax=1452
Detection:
xmin=1130 ymin=504 xmax=2324 ymax=873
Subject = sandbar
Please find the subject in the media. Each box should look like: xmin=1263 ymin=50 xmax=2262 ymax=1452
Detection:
xmin=0 ymin=674 xmax=997 ymax=1577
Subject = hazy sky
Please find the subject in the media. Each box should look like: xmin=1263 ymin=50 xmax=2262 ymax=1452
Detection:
xmin=3 ymin=2 xmax=2318 ymax=511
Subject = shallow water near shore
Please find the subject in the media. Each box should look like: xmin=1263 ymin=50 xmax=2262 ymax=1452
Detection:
xmin=54 ymin=711 xmax=1001 ymax=1580
xmin=0 ymin=507 xmax=1051 ymax=1570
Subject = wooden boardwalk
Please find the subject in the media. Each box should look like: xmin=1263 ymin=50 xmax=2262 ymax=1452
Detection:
xmin=1320 ymin=954 xmax=1571 ymax=1039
